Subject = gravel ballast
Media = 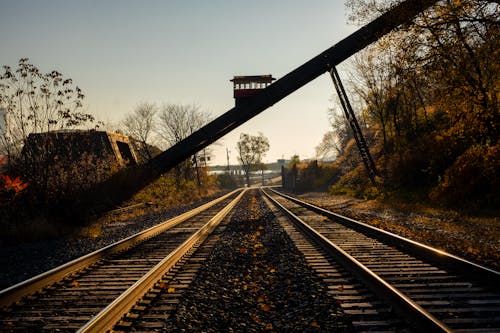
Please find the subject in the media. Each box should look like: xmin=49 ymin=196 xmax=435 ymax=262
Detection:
xmin=161 ymin=190 xmax=351 ymax=332
xmin=0 ymin=193 xmax=226 ymax=289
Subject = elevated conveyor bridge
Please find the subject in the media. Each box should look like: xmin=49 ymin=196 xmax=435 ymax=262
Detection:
xmin=84 ymin=0 xmax=440 ymax=213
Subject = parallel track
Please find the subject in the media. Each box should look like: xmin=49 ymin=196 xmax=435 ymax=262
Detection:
xmin=0 ymin=189 xmax=244 ymax=332
xmin=1 ymin=187 xmax=498 ymax=332
xmin=263 ymin=187 xmax=500 ymax=332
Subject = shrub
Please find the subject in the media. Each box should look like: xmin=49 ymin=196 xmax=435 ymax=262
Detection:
xmin=430 ymin=143 xmax=500 ymax=209
xmin=217 ymin=174 xmax=238 ymax=189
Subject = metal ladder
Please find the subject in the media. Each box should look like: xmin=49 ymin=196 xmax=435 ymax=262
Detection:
xmin=329 ymin=67 xmax=378 ymax=185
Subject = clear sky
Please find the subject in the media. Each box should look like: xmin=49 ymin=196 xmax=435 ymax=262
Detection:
xmin=0 ymin=0 xmax=357 ymax=165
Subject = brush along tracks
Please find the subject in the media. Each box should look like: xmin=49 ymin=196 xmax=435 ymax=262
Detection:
xmin=263 ymin=187 xmax=500 ymax=332
xmin=0 ymin=189 xmax=245 ymax=332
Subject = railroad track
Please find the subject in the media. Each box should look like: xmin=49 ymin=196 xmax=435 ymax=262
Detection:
xmin=0 ymin=188 xmax=245 ymax=332
xmin=84 ymin=188 xmax=351 ymax=332
xmin=1 ymin=187 xmax=498 ymax=332
xmin=262 ymin=187 xmax=500 ymax=332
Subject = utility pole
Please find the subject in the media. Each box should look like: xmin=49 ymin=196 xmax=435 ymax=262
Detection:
xmin=226 ymin=148 xmax=230 ymax=174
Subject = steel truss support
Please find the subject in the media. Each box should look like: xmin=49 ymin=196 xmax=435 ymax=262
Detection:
xmin=329 ymin=67 xmax=378 ymax=185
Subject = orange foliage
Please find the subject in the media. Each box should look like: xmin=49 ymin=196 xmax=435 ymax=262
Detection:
xmin=1 ymin=175 xmax=29 ymax=193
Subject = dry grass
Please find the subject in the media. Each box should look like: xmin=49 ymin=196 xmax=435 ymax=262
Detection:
xmin=78 ymin=174 xmax=222 ymax=239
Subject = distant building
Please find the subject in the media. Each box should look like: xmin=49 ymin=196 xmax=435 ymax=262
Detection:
xmin=22 ymin=130 xmax=138 ymax=168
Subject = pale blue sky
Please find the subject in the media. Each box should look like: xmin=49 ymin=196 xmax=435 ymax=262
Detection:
xmin=0 ymin=0 xmax=356 ymax=165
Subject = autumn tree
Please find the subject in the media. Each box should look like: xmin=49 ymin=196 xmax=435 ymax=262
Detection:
xmin=414 ymin=0 xmax=499 ymax=145
xmin=236 ymin=133 xmax=270 ymax=187
xmin=341 ymin=0 xmax=500 ymax=206
xmin=347 ymin=0 xmax=499 ymax=146
xmin=121 ymin=102 xmax=158 ymax=163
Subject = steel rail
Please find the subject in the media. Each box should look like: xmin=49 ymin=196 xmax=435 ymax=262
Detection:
xmin=77 ymin=189 xmax=247 ymax=333
xmin=268 ymin=188 xmax=500 ymax=286
xmin=261 ymin=188 xmax=452 ymax=332
xmin=0 ymin=188 xmax=242 ymax=308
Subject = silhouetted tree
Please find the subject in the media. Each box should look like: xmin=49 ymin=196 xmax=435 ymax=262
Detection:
xmin=122 ymin=102 xmax=158 ymax=162
xmin=236 ymin=133 xmax=269 ymax=187
xmin=156 ymin=104 xmax=212 ymax=185
xmin=0 ymin=58 xmax=103 ymax=206
xmin=0 ymin=58 xmax=93 ymax=166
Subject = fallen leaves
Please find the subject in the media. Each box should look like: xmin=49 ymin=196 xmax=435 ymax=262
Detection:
xmin=157 ymin=282 xmax=175 ymax=293
xmin=311 ymin=321 xmax=320 ymax=328
xmin=260 ymin=304 xmax=271 ymax=312
xmin=162 ymin=192 xmax=345 ymax=331
xmin=299 ymin=193 xmax=500 ymax=271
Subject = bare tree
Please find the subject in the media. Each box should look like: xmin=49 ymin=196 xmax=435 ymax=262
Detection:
xmin=236 ymin=132 xmax=270 ymax=187
xmin=315 ymin=132 xmax=340 ymax=161
xmin=0 ymin=58 xmax=92 ymax=167
xmin=0 ymin=58 xmax=108 ymax=206
xmin=156 ymin=104 xmax=211 ymax=185
xmin=121 ymin=102 xmax=158 ymax=163
xmin=316 ymin=103 xmax=356 ymax=161
xmin=156 ymin=104 xmax=210 ymax=147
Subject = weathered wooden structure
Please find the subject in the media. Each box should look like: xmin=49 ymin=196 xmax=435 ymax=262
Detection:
xmin=23 ymin=130 xmax=138 ymax=168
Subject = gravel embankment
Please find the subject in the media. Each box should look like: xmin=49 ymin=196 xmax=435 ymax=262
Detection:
xmin=0 ymin=193 xmax=226 ymax=289
xmin=295 ymin=191 xmax=500 ymax=271
xmin=162 ymin=191 xmax=351 ymax=332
